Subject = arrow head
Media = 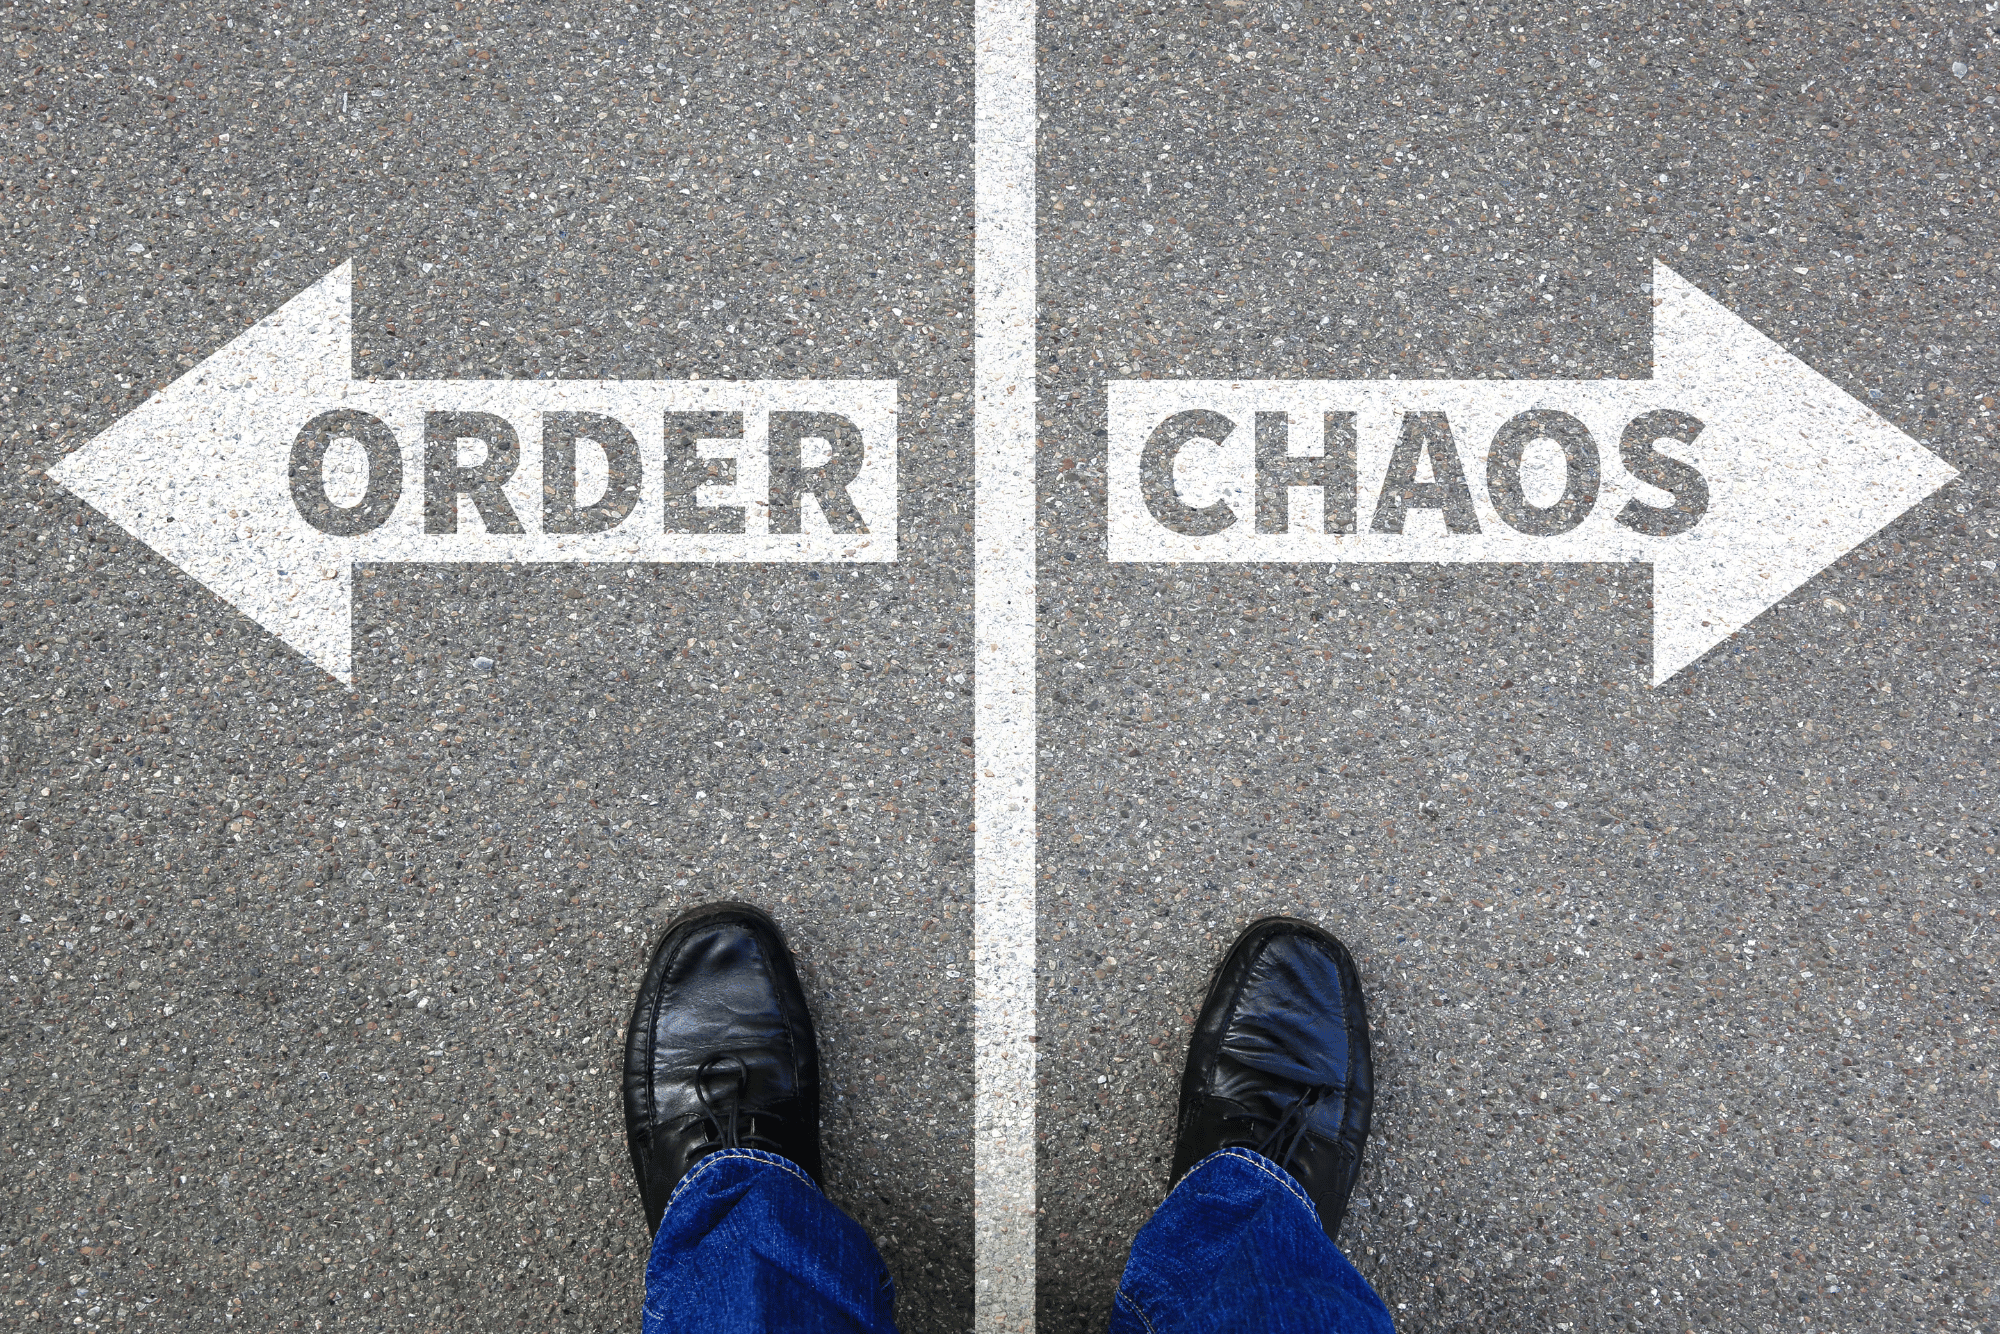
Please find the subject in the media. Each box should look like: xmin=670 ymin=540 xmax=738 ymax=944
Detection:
xmin=48 ymin=263 xmax=359 ymax=682
xmin=1645 ymin=261 xmax=1958 ymax=685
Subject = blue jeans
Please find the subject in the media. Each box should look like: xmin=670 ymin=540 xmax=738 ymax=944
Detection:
xmin=641 ymin=1149 xmax=898 ymax=1334
xmin=641 ymin=1146 xmax=1393 ymax=1333
xmin=1108 ymin=1149 xmax=1396 ymax=1334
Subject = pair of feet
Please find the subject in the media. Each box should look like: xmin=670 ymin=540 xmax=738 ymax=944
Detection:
xmin=621 ymin=903 xmax=1374 ymax=1242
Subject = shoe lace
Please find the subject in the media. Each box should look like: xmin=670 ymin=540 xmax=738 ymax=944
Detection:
xmin=1251 ymin=1083 xmax=1336 ymax=1175
xmin=692 ymin=1053 xmax=786 ymax=1154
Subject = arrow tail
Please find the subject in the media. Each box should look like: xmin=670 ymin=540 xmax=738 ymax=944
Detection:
xmin=49 ymin=264 xmax=900 ymax=686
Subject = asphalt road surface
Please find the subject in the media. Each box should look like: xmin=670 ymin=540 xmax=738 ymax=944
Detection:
xmin=4 ymin=2 xmax=1998 ymax=1334
xmin=1034 ymin=1 xmax=1999 ymax=1331
xmin=2 ymin=0 xmax=978 ymax=1329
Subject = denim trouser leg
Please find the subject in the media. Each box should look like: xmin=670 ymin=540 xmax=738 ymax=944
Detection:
xmin=1108 ymin=1148 xmax=1396 ymax=1334
xmin=642 ymin=1148 xmax=899 ymax=1334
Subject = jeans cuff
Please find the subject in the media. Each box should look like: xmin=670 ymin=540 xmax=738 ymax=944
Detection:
xmin=664 ymin=1146 xmax=821 ymax=1216
xmin=1175 ymin=1147 xmax=1320 ymax=1220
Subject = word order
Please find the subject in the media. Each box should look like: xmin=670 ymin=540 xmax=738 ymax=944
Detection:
xmin=287 ymin=404 xmax=886 ymax=539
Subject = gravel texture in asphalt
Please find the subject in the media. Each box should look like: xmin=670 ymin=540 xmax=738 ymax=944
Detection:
xmin=6 ymin=0 xmax=2000 ymax=1332
xmin=1035 ymin=1 xmax=1998 ymax=1331
xmin=3 ymin=1 xmax=975 ymax=1330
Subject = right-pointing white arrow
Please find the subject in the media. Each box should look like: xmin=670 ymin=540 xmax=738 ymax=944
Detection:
xmin=48 ymin=263 xmax=897 ymax=685
xmin=1107 ymin=261 xmax=1959 ymax=685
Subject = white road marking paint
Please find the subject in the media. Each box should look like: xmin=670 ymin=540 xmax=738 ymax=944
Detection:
xmin=972 ymin=0 xmax=1036 ymax=1324
xmin=1108 ymin=262 xmax=1957 ymax=684
xmin=49 ymin=264 xmax=895 ymax=684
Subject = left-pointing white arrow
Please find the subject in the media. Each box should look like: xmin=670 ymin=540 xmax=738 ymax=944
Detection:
xmin=47 ymin=263 xmax=897 ymax=684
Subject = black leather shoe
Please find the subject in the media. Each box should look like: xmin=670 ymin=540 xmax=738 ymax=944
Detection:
xmin=622 ymin=902 xmax=823 ymax=1234
xmin=1170 ymin=916 xmax=1374 ymax=1242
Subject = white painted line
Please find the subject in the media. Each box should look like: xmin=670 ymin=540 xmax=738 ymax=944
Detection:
xmin=972 ymin=0 xmax=1036 ymax=1325
xmin=1106 ymin=262 xmax=1957 ymax=684
xmin=48 ymin=264 xmax=896 ymax=684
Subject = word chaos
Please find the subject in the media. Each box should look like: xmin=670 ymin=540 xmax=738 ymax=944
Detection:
xmin=1107 ymin=264 xmax=1954 ymax=684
